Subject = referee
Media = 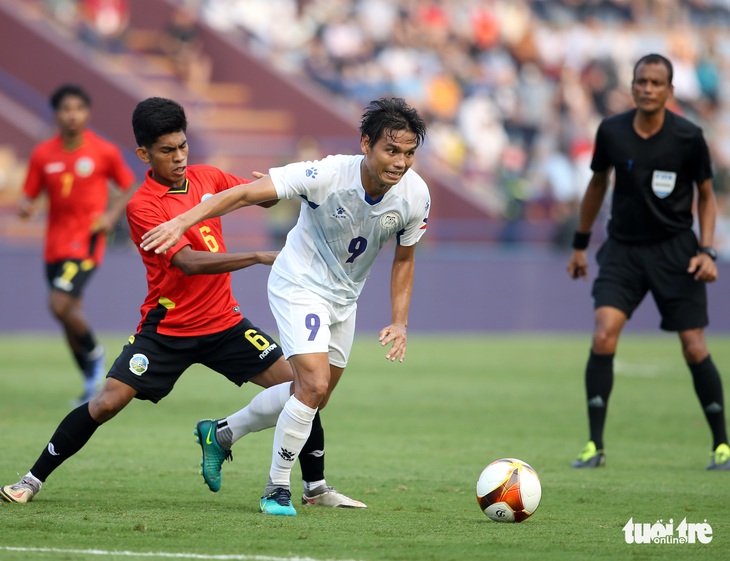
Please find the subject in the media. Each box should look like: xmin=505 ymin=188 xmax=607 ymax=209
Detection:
xmin=567 ymin=53 xmax=729 ymax=470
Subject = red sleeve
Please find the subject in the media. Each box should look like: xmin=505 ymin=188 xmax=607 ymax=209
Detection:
xmin=22 ymin=148 xmax=45 ymax=199
xmin=107 ymin=144 xmax=136 ymax=191
xmin=126 ymin=195 xmax=190 ymax=265
xmin=202 ymin=165 xmax=250 ymax=194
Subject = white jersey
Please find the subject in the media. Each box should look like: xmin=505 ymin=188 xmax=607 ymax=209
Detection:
xmin=269 ymin=154 xmax=430 ymax=305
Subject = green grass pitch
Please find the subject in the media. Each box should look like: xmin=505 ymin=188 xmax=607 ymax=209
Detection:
xmin=0 ymin=332 xmax=728 ymax=560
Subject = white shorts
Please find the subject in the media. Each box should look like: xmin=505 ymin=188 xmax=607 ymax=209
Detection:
xmin=267 ymin=270 xmax=357 ymax=368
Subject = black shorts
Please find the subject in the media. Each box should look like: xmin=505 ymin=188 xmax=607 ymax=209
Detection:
xmin=108 ymin=318 xmax=284 ymax=402
xmin=591 ymin=230 xmax=708 ymax=331
xmin=46 ymin=259 xmax=98 ymax=298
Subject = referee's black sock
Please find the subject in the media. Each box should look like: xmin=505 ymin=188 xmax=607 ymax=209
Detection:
xmin=689 ymin=355 xmax=728 ymax=449
xmin=299 ymin=411 xmax=325 ymax=485
xmin=29 ymin=404 xmax=101 ymax=482
xmin=585 ymin=351 xmax=614 ymax=451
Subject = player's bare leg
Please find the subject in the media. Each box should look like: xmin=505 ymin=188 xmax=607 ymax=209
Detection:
xmin=50 ymin=290 xmax=105 ymax=403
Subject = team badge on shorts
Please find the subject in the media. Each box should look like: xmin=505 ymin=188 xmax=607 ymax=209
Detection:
xmin=52 ymin=276 xmax=74 ymax=292
xmin=380 ymin=212 xmax=402 ymax=231
xmin=651 ymin=170 xmax=676 ymax=199
xmin=129 ymin=353 xmax=149 ymax=375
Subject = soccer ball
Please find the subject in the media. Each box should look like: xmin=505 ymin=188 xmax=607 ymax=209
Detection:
xmin=476 ymin=458 xmax=542 ymax=522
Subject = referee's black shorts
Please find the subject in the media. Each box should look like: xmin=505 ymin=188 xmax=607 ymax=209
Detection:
xmin=107 ymin=318 xmax=284 ymax=402
xmin=591 ymin=229 xmax=708 ymax=331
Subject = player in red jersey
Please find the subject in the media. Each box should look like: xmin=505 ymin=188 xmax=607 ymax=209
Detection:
xmin=18 ymin=84 xmax=136 ymax=404
xmin=0 ymin=97 xmax=362 ymax=509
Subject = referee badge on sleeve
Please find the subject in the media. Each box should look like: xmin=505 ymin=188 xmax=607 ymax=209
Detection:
xmin=651 ymin=170 xmax=676 ymax=198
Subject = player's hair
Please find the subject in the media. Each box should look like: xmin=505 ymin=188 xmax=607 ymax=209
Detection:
xmin=633 ymin=53 xmax=673 ymax=85
xmin=50 ymin=84 xmax=91 ymax=110
xmin=132 ymin=97 xmax=188 ymax=148
xmin=360 ymin=97 xmax=427 ymax=148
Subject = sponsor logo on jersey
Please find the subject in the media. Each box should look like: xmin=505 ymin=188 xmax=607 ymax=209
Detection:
xmin=380 ymin=212 xmax=402 ymax=230
xmin=129 ymin=353 xmax=149 ymax=375
xmin=306 ymin=167 xmax=318 ymax=178
xmin=75 ymin=157 xmax=95 ymax=177
xmin=332 ymin=206 xmax=347 ymax=219
xmin=651 ymin=170 xmax=676 ymax=198
xmin=44 ymin=162 xmax=65 ymax=174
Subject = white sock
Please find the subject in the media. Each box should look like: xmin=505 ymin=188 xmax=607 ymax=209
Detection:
xmin=25 ymin=472 xmax=42 ymax=488
xmin=224 ymin=382 xmax=292 ymax=444
xmin=269 ymin=395 xmax=317 ymax=487
xmin=304 ymin=479 xmax=326 ymax=493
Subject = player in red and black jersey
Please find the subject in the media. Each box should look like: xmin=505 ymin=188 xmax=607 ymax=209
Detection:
xmin=18 ymin=84 xmax=136 ymax=404
xmin=567 ymin=54 xmax=729 ymax=470
xmin=0 ymin=97 xmax=363 ymax=508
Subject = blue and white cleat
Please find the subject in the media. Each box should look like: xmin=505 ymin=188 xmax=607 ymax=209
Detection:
xmin=260 ymin=487 xmax=296 ymax=516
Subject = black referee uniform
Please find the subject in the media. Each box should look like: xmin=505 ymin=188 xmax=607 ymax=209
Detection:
xmin=591 ymin=109 xmax=712 ymax=330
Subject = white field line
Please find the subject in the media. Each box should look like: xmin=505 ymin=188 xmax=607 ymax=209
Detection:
xmin=0 ymin=547 xmax=362 ymax=561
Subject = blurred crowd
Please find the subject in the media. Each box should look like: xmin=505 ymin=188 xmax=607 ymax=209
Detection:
xmin=43 ymin=0 xmax=131 ymax=52
xmin=41 ymin=0 xmax=212 ymax=87
xmin=20 ymin=0 xmax=730 ymax=255
xmin=196 ymin=0 xmax=730 ymax=254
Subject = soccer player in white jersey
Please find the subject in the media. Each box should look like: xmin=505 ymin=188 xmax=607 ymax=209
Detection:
xmin=141 ymin=97 xmax=430 ymax=516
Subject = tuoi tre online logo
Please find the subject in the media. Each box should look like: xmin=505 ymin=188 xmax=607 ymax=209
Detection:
xmin=623 ymin=518 xmax=713 ymax=544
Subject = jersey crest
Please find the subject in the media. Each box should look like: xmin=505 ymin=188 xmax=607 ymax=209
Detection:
xmin=380 ymin=211 xmax=402 ymax=231
xmin=74 ymin=156 xmax=95 ymax=177
xmin=651 ymin=170 xmax=676 ymax=199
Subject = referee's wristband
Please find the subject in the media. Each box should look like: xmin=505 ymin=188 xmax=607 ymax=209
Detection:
xmin=572 ymin=231 xmax=591 ymax=250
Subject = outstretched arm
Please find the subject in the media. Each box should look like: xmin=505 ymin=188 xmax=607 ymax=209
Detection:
xmin=379 ymin=243 xmax=416 ymax=362
xmin=567 ymin=170 xmax=610 ymax=280
xmin=141 ymin=175 xmax=278 ymax=253
xmin=171 ymin=245 xmax=278 ymax=276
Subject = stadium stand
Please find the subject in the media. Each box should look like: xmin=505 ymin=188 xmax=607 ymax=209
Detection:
xmin=1 ymin=0 xmax=729 ymax=336
xmin=1 ymin=0 xmax=730 ymax=253
xmin=197 ymin=0 xmax=730 ymax=254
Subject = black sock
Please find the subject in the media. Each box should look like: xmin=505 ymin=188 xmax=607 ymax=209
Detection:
xmin=585 ymin=351 xmax=614 ymax=451
xmin=76 ymin=331 xmax=97 ymax=355
xmin=30 ymin=404 xmax=100 ymax=482
xmin=689 ymin=355 xmax=728 ymax=449
xmin=299 ymin=411 xmax=324 ymax=484
xmin=70 ymin=332 xmax=97 ymax=378
xmin=71 ymin=350 xmax=86 ymax=372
